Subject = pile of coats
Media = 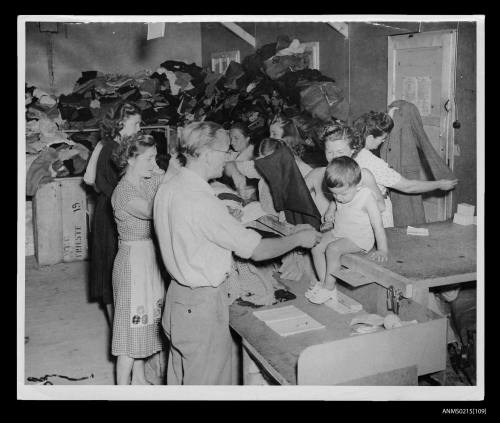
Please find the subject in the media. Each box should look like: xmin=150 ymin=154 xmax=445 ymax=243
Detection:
xmin=25 ymin=35 xmax=348 ymax=195
xmin=25 ymin=86 xmax=92 ymax=196
xmin=56 ymin=35 xmax=348 ymax=139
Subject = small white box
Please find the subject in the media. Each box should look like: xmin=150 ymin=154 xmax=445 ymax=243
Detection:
xmin=453 ymin=212 xmax=474 ymax=226
xmin=457 ymin=203 xmax=475 ymax=217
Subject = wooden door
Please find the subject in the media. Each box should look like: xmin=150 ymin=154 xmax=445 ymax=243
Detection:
xmin=388 ymin=30 xmax=457 ymax=222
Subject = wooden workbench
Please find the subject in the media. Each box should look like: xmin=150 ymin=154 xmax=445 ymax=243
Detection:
xmin=231 ymin=219 xmax=475 ymax=384
xmin=249 ymin=217 xmax=477 ymax=306
xmin=361 ymin=221 xmax=477 ymax=306
xmin=229 ymin=277 xmax=446 ymax=385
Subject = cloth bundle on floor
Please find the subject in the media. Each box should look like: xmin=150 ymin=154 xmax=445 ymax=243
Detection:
xmin=381 ymin=100 xmax=456 ymax=227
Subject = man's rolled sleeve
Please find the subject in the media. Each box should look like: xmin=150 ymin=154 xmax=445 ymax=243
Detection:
xmin=195 ymin=196 xmax=262 ymax=260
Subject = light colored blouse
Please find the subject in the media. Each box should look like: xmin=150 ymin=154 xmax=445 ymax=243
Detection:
xmin=354 ymin=148 xmax=402 ymax=195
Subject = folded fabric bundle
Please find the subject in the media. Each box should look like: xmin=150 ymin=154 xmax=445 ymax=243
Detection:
xmin=76 ymin=71 xmax=98 ymax=85
xmin=26 ymin=147 xmax=59 ymax=196
xmin=299 ymin=81 xmax=348 ymax=121
xmin=263 ymin=53 xmax=308 ymax=80
xmin=275 ymin=39 xmax=306 ymax=56
xmin=139 ymin=78 xmax=159 ymax=95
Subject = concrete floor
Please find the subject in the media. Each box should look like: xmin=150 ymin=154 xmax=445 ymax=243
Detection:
xmin=24 ymin=256 xmax=115 ymax=385
xmin=23 ymin=256 xmax=472 ymax=386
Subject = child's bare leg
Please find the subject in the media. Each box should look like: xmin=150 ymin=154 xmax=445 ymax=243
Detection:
xmin=324 ymin=238 xmax=362 ymax=291
xmin=311 ymin=232 xmax=337 ymax=285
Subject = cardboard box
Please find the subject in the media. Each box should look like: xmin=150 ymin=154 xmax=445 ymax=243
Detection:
xmin=33 ymin=177 xmax=88 ymax=265
xmin=457 ymin=203 xmax=475 ymax=217
xmin=453 ymin=212 xmax=475 ymax=226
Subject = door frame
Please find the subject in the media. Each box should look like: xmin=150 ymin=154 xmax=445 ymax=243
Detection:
xmin=387 ymin=29 xmax=457 ymax=220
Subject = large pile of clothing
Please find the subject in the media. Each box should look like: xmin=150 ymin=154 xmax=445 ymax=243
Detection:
xmin=25 ymin=35 xmax=347 ymax=195
xmin=25 ymin=85 xmax=92 ymax=196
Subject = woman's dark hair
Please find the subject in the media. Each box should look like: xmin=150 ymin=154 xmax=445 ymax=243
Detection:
xmin=258 ymin=137 xmax=283 ymax=157
xmin=325 ymin=156 xmax=362 ymax=189
xmin=270 ymin=113 xmax=305 ymax=158
xmin=230 ymin=121 xmax=251 ymax=138
xmin=99 ymin=101 xmax=142 ymax=141
xmin=150 ymin=130 xmax=170 ymax=171
xmin=352 ymin=111 xmax=394 ymax=141
xmin=111 ymin=133 xmax=156 ymax=176
xmin=321 ymin=122 xmax=363 ymax=156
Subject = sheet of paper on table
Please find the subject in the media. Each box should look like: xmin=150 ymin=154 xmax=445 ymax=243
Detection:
xmin=253 ymin=305 xmax=325 ymax=337
xmin=406 ymin=226 xmax=430 ymax=236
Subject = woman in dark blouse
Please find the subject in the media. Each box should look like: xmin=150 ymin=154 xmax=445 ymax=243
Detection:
xmin=89 ymin=102 xmax=142 ymax=327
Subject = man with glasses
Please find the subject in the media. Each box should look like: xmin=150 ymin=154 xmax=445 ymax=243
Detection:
xmin=154 ymin=121 xmax=322 ymax=385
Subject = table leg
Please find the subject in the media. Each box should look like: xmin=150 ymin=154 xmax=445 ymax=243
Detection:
xmin=412 ymin=284 xmax=430 ymax=308
xmin=242 ymin=346 xmax=269 ymax=385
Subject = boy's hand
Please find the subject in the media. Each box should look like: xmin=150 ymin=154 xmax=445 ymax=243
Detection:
xmin=369 ymin=250 xmax=388 ymax=262
xmin=323 ymin=201 xmax=336 ymax=224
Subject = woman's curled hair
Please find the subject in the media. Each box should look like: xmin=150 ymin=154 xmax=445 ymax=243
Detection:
xmin=111 ymin=133 xmax=156 ymax=175
xmin=99 ymin=101 xmax=141 ymax=141
xmin=320 ymin=122 xmax=363 ymax=156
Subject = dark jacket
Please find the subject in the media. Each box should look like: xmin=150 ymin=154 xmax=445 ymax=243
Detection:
xmin=254 ymin=143 xmax=321 ymax=230
xmin=381 ymin=100 xmax=456 ymax=227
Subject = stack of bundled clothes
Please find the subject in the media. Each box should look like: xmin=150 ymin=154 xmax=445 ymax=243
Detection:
xmin=25 ymin=35 xmax=347 ymax=195
xmin=25 ymin=85 xmax=91 ymax=196
xmin=56 ymin=35 xmax=348 ymax=140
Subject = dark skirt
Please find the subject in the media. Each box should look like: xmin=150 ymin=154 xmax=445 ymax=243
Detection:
xmin=89 ymin=193 xmax=118 ymax=305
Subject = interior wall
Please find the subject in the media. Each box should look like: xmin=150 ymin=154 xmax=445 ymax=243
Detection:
xmin=348 ymin=21 xmax=477 ymax=207
xmin=25 ymin=22 xmax=202 ymax=95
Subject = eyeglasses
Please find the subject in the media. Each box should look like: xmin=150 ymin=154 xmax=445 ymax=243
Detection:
xmin=210 ymin=146 xmax=231 ymax=154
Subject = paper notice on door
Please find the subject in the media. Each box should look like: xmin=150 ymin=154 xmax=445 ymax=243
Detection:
xmin=402 ymin=76 xmax=417 ymax=104
xmin=402 ymin=76 xmax=432 ymax=116
xmin=416 ymin=77 xmax=432 ymax=116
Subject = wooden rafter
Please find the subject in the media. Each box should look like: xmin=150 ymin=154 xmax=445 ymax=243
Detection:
xmin=327 ymin=22 xmax=348 ymax=38
xmin=220 ymin=22 xmax=256 ymax=47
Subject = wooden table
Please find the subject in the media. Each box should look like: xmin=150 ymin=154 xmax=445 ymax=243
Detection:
xmin=231 ymin=219 xmax=476 ymax=384
xmin=356 ymin=221 xmax=477 ymax=306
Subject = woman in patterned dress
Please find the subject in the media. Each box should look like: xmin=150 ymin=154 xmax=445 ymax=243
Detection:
xmin=110 ymin=133 xmax=165 ymax=385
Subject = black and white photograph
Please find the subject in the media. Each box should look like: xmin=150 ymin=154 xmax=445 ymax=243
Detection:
xmin=18 ymin=15 xmax=484 ymax=401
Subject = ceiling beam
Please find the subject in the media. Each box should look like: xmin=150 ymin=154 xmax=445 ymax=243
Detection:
xmin=327 ymin=22 xmax=348 ymax=38
xmin=220 ymin=22 xmax=256 ymax=48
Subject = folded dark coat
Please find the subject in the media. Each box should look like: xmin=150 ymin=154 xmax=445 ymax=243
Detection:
xmin=381 ymin=100 xmax=456 ymax=227
xmin=254 ymin=143 xmax=321 ymax=230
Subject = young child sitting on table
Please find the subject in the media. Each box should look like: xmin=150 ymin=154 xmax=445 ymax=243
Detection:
xmin=306 ymin=156 xmax=389 ymax=304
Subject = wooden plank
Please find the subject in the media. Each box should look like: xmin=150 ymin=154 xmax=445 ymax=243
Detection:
xmin=297 ymin=316 xmax=446 ymax=385
xmin=33 ymin=181 xmax=63 ymax=265
xmin=336 ymin=253 xmax=414 ymax=298
xmin=337 ymin=365 xmax=418 ymax=386
xmin=220 ymin=22 xmax=256 ymax=47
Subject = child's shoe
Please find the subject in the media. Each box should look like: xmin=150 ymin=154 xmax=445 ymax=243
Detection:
xmin=305 ymin=282 xmax=322 ymax=299
xmin=309 ymin=287 xmax=338 ymax=304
